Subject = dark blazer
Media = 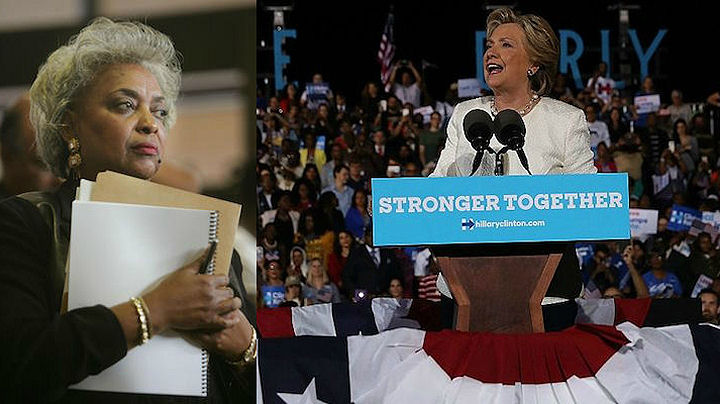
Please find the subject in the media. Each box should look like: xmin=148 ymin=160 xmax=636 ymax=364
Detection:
xmin=0 ymin=180 xmax=254 ymax=403
xmin=342 ymin=244 xmax=401 ymax=298
xmin=257 ymin=189 xmax=278 ymax=215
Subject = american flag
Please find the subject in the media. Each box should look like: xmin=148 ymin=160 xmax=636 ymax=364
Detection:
xmin=259 ymin=299 xmax=716 ymax=403
xmin=377 ymin=10 xmax=395 ymax=92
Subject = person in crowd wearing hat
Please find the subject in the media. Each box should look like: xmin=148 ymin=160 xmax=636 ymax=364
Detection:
xmin=281 ymin=276 xmax=303 ymax=307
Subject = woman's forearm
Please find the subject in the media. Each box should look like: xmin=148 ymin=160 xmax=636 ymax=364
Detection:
xmin=2 ymin=306 xmax=127 ymax=399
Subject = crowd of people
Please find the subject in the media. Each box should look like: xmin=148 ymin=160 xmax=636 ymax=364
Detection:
xmin=256 ymin=59 xmax=720 ymax=324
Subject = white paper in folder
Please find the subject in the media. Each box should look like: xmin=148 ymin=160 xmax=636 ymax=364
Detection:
xmin=67 ymin=200 xmax=217 ymax=396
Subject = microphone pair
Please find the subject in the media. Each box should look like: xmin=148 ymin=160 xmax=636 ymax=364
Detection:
xmin=463 ymin=109 xmax=531 ymax=175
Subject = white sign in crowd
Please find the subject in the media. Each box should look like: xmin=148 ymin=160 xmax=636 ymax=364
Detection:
xmin=630 ymin=208 xmax=720 ymax=240
xmin=629 ymin=208 xmax=658 ymax=237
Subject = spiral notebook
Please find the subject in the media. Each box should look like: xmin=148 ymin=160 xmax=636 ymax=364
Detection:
xmin=67 ymin=200 xmax=219 ymax=396
xmin=90 ymin=171 xmax=241 ymax=276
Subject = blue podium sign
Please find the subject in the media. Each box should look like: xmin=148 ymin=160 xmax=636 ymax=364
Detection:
xmin=371 ymin=174 xmax=630 ymax=246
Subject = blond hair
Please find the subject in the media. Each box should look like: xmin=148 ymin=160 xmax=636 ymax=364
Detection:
xmin=306 ymin=257 xmax=329 ymax=286
xmin=29 ymin=17 xmax=181 ymax=178
xmin=486 ymin=8 xmax=558 ymax=96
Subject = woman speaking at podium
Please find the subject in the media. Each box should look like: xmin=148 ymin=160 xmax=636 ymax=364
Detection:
xmin=431 ymin=9 xmax=596 ymax=303
xmin=432 ymin=8 xmax=595 ymax=177
xmin=0 ymin=19 xmax=253 ymax=401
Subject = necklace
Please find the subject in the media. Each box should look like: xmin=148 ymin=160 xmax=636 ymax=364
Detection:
xmin=491 ymin=93 xmax=540 ymax=117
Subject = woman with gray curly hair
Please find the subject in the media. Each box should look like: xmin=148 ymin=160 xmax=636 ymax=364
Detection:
xmin=0 ymin=18 xmax=254 ymax=402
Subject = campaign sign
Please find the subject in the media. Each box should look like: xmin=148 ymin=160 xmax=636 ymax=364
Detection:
xmin=305 ymin=82 xmax=330 ymax=110
xmin=702 ymin=211 xmax=720 ymax=233
xmin=629 ymin=208 xmax=658 ymax=237
xmin=414 ymin=105 xmax=434 ymax=124
xmin=575 ymin=243 xmax=595 ymax=267
xmin=372 ymin=174 xmax=630 ymax=246
xmin=262 ymin=285 xmax=285 ymax=308
xmin=668 ymin=204 xmax=701 ymax=232
xmin=458 ymin=78 xmax=482 ymax=98
xmin=633 ymin=94 xmax=661 ymax=114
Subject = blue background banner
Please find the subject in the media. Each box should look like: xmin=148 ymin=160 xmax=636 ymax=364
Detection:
xmin=371 ymin=174 xmax=630 ymax=246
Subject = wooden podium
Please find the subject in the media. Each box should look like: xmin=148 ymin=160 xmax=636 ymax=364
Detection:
xmin=433 ymin=244 xmax=566 ymax=334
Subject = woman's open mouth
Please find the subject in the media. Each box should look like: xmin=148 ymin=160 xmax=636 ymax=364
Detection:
xmin=487 ymin=63 xmax=504 ymax=75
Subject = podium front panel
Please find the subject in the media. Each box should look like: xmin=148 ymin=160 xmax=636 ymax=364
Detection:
xmin=372 ymin=174 xmax=629 ymax=246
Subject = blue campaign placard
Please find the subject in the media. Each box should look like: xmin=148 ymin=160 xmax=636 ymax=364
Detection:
xmin=371 ymin=174 xmax=630 ymax=246
xmin=667 ymin=204 xmax=701 ymax=232
xmin=261 ymin=285 xmax=286 ymax=308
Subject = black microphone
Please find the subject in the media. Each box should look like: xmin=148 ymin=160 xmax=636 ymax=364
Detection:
xmin=494 ymin=109 xmax=531 ymax=175
xmin=462 ymin=109 xmax=494 ymax=175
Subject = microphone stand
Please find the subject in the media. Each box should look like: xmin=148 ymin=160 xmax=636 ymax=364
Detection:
xmin=471 ymin=145 xmax=496 ymax=176
xmin=494 ymin=147 xmax=507 ymax=176
xmin=494 ymin=146 xmax=532 ymax=176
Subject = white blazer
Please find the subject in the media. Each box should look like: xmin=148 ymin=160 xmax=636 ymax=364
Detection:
xmin=430 ymin=96 xmax=596 ymax=177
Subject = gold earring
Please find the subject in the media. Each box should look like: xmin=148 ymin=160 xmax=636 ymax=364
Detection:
xmin=67 ymin=137 xmax=82 ymax=178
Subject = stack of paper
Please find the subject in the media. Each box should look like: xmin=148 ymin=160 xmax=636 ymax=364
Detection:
xmin=66 ymin=171 xmax=242 ymax=396
xmin=84 ymin=171 xmax=241 ymax=276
